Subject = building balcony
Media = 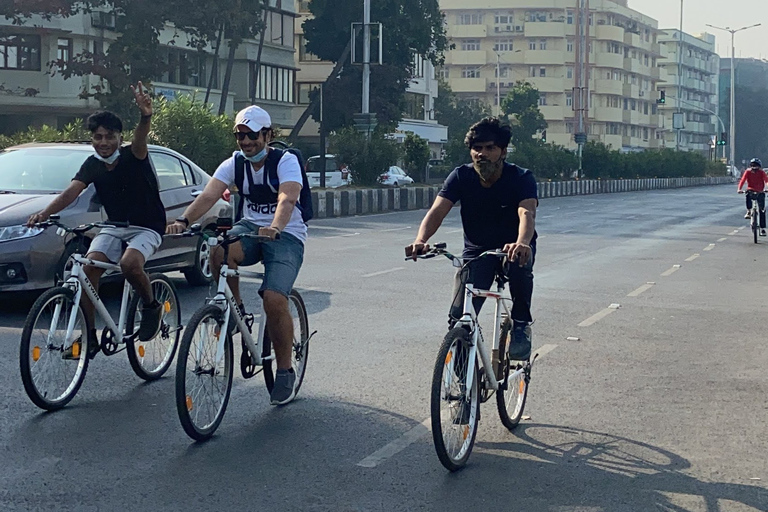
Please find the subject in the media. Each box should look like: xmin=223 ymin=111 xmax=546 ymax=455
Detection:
xmin=524 ymin=50 xmax=567 ymax=66
xmin=539 ymin=105 xmax=566 ymax=120
xmin=524 ymin=22 xmax=567 ymax=39
xmin=592 ymin=107 xmax=624 ymax=123
xmin=624 ymin=31 xmax=643 ymax=48
xmin=594 ymin=52 xmax=624 ymax=69
xmin=446 ymin=50 xmax=488 ymax=67
xmin=450 ymin=77 xmax=486 ymax=94
xmin=448 ymin=25 xmax=488 ymax=39
xmin=594 ymin=79 xmax=623 ymax=96
xmin=528 ymin=77 xmax=566 ymax=93
xmin=595 ymin=24 xmax=624 ymax=42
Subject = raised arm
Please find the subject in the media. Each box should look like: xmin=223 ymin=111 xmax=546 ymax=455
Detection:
xmin=130 ymin=81 xmax=152 ymax=161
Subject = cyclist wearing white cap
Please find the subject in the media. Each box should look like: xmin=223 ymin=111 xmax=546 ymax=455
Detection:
xmin=167 ymin=105 xmax=306 ymax=405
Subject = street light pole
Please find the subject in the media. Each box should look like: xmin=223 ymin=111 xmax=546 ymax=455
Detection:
xmin=676 ymin=0 xmax=683 ymax=152
xmin=496 ymin=52 xmax=501 ymax=116
xmin=362 ymin=0 xmax=371 ymax=115
xmin=707 ymin=22 xmax=761 ymax=170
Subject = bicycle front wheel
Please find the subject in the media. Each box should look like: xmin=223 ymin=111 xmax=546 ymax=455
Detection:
xmin=175 ymin=305 xmax=233 ymax=441
xmin=753 ymin=216 xmax=759 ymax=243
xmin=431 ymin=327 xmax=480 ymax=471
xmin=20 ymin=287 xmax=93 ymax=410
xmin=126 ymin=274 xmax=181 ymax=381
xmin=262 ymin=290 xmax=310 ymax=398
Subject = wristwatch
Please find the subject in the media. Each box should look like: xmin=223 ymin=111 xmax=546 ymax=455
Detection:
xmin=176 ymin=216 xmax=189 ymax=227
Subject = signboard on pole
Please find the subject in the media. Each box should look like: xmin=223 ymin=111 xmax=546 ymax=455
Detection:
xmin=672 ymin=112 xmax=685 ymax=130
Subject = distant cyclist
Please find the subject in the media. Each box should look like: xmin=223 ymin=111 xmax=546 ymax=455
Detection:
xmin=737 ymin=158 xmax=768 ymax=236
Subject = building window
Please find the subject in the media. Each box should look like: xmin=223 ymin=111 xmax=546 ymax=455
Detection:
xmin=528 ymin=40 xmax=536 ymax=50
xmin=538 ymin=94 xmax=547 ymax=106
xmin=298 ymin=35 xmax=322 ymax=62
xmin=494 ymin=39 xmax=513 ymax=52
xmin=253 ymin=64 xmax=295 ymax=103
xmin=539 ymin=39 xmax=547 ymax=50
xmin=296 ymin=82 xmax=320 ymax=105
xmin=438 ymin=67 xmax=449 ymax=79
xmin=495 ymin=14 xmax=511 ymax=24
xmin=566 ymin=92 xmax=573 ymax=107
xmin=495 ymin=66 xmax=510 ymax=78
xmin=403 ymin=92 xmax=426 ymax=120
xmin=461 ymin=67 xmax=480 ymax=78
xmin=529 ymin=66 xmax=536 ymax=77
xmin=412 ymin=53 xmax=425 ymax=78
xmin=264 ymin=9 xmax=295 ymax=48
xmin=0 ymin=35 xmax=41 ymax=70
xmin=298 ymin=0 xmax=311 ymax=13
xmin=567 ymin=40 xmax=573 ymax=52
xmin=57 ymin=38 xmax=72 ymax=65
xmin=567 ymin=11 xmax=574 ymax=24
xmin=457 ymin=13 xmax=483 ymax=25
xmin=539 ymin=67 xmax=546 ymax=77
xmin=461 ymin=39 xmax=481 ymax=51
xmin=163 ymin=49 xmax=208 ymax=87
xmin=566 ymin=67 xmax=573 ymax=79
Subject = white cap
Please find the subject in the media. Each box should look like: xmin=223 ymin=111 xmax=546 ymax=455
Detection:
xmin=234 ymin=105 xmax=271 ymax=132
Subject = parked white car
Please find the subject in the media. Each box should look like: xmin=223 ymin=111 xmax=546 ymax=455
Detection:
xmin=378 ymin=166 xmax=414 ymax=187
xmin=305 ymin=154 xmax=351 ymax=189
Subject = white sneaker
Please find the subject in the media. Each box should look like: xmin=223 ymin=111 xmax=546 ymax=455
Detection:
xmin=760 ymin=229 xmax=766 ymax=236
xmin=745 ymin=211 xmax=751 ymax=219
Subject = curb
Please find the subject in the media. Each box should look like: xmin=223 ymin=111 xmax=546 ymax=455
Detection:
xmin=311 ymin=177 xmax=735 ymax=218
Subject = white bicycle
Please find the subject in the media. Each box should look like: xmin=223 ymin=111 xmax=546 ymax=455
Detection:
xmin=172 ymin=220 xmax=314 ymax=441
xmin=409 ymin=243 xmax=538 ymax=471
xmin=19 ymin=216 xmax=181 ymax=411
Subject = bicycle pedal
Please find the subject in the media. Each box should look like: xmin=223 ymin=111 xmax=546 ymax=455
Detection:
xmin=100 ymin=328 xmax=120 ymax=356
xmin=240 ymin=343 xmax=259 ymax=379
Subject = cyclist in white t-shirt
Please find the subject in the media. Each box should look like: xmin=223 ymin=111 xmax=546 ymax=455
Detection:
xmin=167 ymin=105 xmax=306 ymax=405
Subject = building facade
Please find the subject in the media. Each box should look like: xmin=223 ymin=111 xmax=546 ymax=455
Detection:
xmin=293 ymin=0 xmax=447 ymax=159
xmin=657 ymin=30 xmax=720 ymax=157
xmin=440 ymin=0 xmax=667 ymax=152
xmin=0 ymin=1 xmax=297 ymax=135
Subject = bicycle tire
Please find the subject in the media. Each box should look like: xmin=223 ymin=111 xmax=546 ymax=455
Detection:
xmin=126 ymin=274 xmax=182 ymax=381
xmin=262 ymin=289 xmax=310 ymax=398
xmin=175 ymin=304 xmax=233 ymax=441
xmin=20 ymin=287 xmax=93 ymax=411
xmin=431 ymin=327 xmax=480 ymax=471
xmin=753 ymin=217 xmax=759 ymax=243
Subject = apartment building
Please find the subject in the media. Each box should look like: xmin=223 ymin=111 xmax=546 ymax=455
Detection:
xmin=0 ymin=2 xmax=297 ymax=135
xmin=293 ymin=0 xmax=447 ymax=159
xmin=440 ymin=0 xmax=665 ymax=152
xmin=657 ymin=31 xmax=720 ymax=156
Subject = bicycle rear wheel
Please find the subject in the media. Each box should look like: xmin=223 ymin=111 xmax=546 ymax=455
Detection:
xmin=431 ymin=327 xmax=480 ymax=471
xmin=753 ymin=215 xmax=759 ymax=243
xmin=19 ymin=287 xmax=93 ymax=410
xmin=175 ymin=304 xmax=233 ymax=441
xmin=126 ymin=274 xmax=181 ymax=381
xmin=262 ymin=290 xmax=310 ymax=398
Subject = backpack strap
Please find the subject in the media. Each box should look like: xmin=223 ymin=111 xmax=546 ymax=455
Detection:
xmin=263 ymin=148 xmax=284 ymax=193
xmin=234 ymin=152 xmax=246 ymax=222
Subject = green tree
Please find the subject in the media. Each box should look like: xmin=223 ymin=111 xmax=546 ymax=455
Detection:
xmin=402 ymin=132 xmax=430 ymax=182
xmin=328 ymin=127 xmax=402 ymax=186
xmin=501 ymin=81 xmax=547 ymax=147
xmin=433 ymin=79 xmax=491 ymax=169
xmin=300 ymin=0 xmax=449 ymax=133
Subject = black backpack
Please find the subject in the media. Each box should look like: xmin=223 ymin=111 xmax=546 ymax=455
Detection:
xmin=233 ymin=144 xmax=313 ymax=223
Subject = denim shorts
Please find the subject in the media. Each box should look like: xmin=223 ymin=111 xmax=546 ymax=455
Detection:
xmin=229 ymin=220 xmax=304 ymax=297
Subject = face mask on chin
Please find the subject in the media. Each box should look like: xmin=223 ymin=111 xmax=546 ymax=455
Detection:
xmin=241 ymin=147 xmax=268 ymax=164
xmin=473 ymin=157 xmax=503 ymax=182
xmin=93 ymin=148 xmax=120 ymax=165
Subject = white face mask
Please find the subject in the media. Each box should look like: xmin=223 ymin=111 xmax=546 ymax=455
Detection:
xmin=93 ymin=148 xmax=120 ymax=165
xmin=240 ymin=148 xmax=268 ymax=164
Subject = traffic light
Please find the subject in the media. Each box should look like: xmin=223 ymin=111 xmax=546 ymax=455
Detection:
xmin=541 ymin=130 xmax=547 ymax=143
xmin=656 ymin=90 xmax=666 ymax=104
xmin=718 ymin=132 xmax=727 ymax=146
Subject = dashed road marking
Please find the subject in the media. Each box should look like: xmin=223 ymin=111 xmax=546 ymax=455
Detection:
xmin=323 ymin=232 xmax=361 ymax=240
xmin=703 ymin=244 xmax=716 ymax=252
xmin=356 ymin=343 xmax=559 ymax=469
xmin=578 ymin=306 xmax=619 ymax=327
xmin=685 ymin=254 xmax=700 ymax=262
xmin=718 ymin=237 xmax=728 ymax=242
xmin=381 ymin=226 xmax=411 ymax=232
xmin=628 ymin=283 xmax=655 ymax=297
xmin=362 ymin=267 xmax=404 ymax=278
xmin=661 ymin=265 xmax=681 ymax=277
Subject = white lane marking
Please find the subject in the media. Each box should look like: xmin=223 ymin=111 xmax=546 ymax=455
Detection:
xmin=703 ymin=244 xmax=716 ymax=252
xmin=381 ymin=226 xmax=411 ymax=232
xmin=685 ymin=254 xmax=700 ymax=262
xmin=578 ymin=307 xmax=618 ymax=327
xmin=660 ymin=265 xmax=681 ymax=277
xmin=560 ymin=229 xmax=575 ymax=234
xmin=730 ymin=230 xmax=740 ymax=235
xmin=445 ymin=229 xmax=463 ymax=234
xmin=356 ymin=343 xmax=559 ymax=469
xmin=717 ymin=237 xmax=728 ymax=242
xmin=362 ymin=267 xmax=404 ymax=278
xmin=338 ymin=244 xmax=372 ymax=251
xmin=323 ymin=233 xmax=361 ymax=240
xmin=628 ymin=283 xmax=655 ymax=297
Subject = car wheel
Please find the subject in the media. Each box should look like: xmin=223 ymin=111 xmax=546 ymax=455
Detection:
xmin=183 ymin=228 xmax=214 ymax=286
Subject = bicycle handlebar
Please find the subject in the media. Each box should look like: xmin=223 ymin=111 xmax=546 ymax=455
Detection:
xmin=405 ymin=243 xmax=508 ymax=267
xmin=170 ymin=224 xmax=277 ymax=245
xmin=36 ymin=216 xmax=129 ymax=235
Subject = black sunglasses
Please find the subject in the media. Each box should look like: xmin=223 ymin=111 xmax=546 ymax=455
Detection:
xmin=234 ymin=131 xmax=260 ymax=141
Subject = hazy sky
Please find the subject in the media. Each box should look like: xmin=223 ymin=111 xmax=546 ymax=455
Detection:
xmin=630 ymin=0 xmax=768 ymax=58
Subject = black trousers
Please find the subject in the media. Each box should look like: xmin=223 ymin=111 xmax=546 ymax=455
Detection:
xmin=449 ymin=250 xmax=535 ymax=325
xmin=746 ymin=192 xmax=766 ymax=229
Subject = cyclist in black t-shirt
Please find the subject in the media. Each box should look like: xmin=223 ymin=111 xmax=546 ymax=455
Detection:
xmin=406 ymin=118 xmax=538 ymax=360
xmin=27 ymin=82 xmax=166 ymax=358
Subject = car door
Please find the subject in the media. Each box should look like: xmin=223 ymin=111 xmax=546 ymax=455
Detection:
xmin=148 ymin=150 xmax=193 ymax=263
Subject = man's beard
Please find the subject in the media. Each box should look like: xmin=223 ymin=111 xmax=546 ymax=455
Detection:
xmin=473 ymin=158 xmax=502 ymax=181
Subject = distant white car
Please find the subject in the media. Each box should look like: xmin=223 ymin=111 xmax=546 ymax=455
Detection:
xmin=305 ymin=154 xmax=351 ymax=189
xmin=378 ymin=166 xmax=414 ymax=187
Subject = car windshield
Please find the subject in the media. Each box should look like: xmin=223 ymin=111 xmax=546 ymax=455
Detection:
xmin=0 ymin=147 xmax=89 ymax=193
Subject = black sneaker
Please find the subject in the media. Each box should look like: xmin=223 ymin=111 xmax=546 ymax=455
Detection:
xmin=139 ymin=300 xmax=163 ymax=341
xmin=270 ymin=368 xmax=297 ymax=405
xmin=509 ymin=321 xmax=532 ymax=361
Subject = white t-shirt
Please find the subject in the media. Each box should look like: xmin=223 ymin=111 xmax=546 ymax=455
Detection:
xmin=212 ymin=150 xmax=308 ymax=244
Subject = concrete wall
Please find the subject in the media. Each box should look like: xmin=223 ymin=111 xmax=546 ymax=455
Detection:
xmin=310 ymin=177 xmax=734 ymax=218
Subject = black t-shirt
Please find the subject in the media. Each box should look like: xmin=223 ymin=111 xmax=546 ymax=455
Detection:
xmin=73 ymin=145 xmax=166 ymax=236
xmin=438 ymin=162 xmax=538 ymax=258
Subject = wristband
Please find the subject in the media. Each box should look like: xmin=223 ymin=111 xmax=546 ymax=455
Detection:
xmin=176 ymin=216 xmax=189 ymax=227
xmin=141 ymin=113 xmax=153 ymax=119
